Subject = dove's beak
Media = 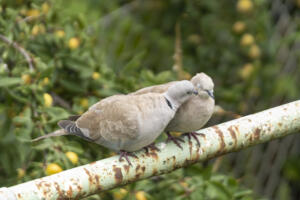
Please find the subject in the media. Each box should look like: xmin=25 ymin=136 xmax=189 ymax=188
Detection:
xmin=206 ymin=90 xmax=214 ymax=99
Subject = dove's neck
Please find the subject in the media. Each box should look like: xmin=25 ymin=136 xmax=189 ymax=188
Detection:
xmin=163 ymin=94 xmax=180 ymax=111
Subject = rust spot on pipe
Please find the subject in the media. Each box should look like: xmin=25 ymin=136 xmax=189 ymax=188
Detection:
xmin=135 ymin=164 xmax=140 ymax=173
xmin=135 ymin=173 xmax=141 ymax=179
xmin=212 ymin=126 xmax=225 ymax=153
xmin=90 ymin=161 xmax=96 ymax=165
xmin=141 ymin=166 xmax=146 ymax=173
xmin=54 ymin=181 xmax=63 ymax=197
xmin=149 ymin=152 xmax=158 ymax=161
xmin=228 ymin=126 xmax=237 ymax=147
xmin=278 ymin=122 xmax=282 ymax=127
xmin=254 ymin=128 xmax=261 ymax=140
xmin=123 ymin=164 xmax=130 ymax=174
xmin=152 ymin=168 xmax=158 ymax=175
xmin=172 ymin=156 xmax=176 ymax=162
xmin=36 ymin=180 xmax=52 ymax=197
xmin=83 ymin=168 xmax=93 ymax=185
xmin=67 ymin=186 xmax=73 ymax=198
xmin=113 ymin=165 xmax=123 ymax=184
xmin=17 ymin=193 xmax=21 ymax=198
xmin=77 ymin=185 xmax=82 ymax=193
xmin=94 ymin=174 xmax=101 ymax=190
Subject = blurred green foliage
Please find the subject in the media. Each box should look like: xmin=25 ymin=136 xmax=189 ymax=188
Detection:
xmin=0 ymin=0 xmax=299 ymax=199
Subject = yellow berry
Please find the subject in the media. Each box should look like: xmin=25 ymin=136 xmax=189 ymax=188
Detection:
xmin=43 ymin=77 xmax=49 ymax=85
xmin=80 ymin=98 xmax=89 ymax=108
xmin=239 ymin=63 xmax=254 ymax=80
xmin=237 ymin=0 xmax=253 ymax=13
xmin=233 ymin=21 xmax=246 ymax=34
xmin=135 ymin=191 xmax=147 ymax=200
xmin=248 ymin=44 xmax=261 ymax=59
xmin=21 ymin=74 xmax=31 ymax=84
xmin=26 ymin=9 xmax=40 ymax=17
xmin=65 ymin=151 xmax=79 ymax=165
xmin=113 ymin=188 xmax=128 ymax=200
xmin=17 ymin=168 xmax=25 ymax=179
xmin=42 ymin=2 xmax=50 ymax=14
xmin=55 ymin=30 xmax=65 ymax=38
xmin=31 ymin=24 xmax=45 ymax=35
xmin=43 ymin=93 xmax=53 ymax=107
xmin=179 ymin=181 xmax=188 ymax=188
xmin=32 ymin=25 xmax=39 ymax=35
xmin=92 ymin=72 xmax=101 ymax=80
xmin=240 ymin=33 xmax=255 ymax=46
xmin=45 ymin=163 xmax=63 ymax=175
xmin=68 ymin=37 xmax=80 ymax=49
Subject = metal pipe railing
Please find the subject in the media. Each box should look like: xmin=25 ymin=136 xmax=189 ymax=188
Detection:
xmin=1 ymin=100 xmax=300 ymax=200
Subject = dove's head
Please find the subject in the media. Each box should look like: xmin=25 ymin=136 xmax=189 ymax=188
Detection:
xmin=191 ymin=73 xmax=214 ymax=100
xmin=165 ymin=80 xmax=197 ymax=109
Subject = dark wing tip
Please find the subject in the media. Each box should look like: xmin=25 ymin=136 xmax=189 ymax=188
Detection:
xmin=58 ymin=120 xmax=71 ymax=129
xmin=68 ymin=115 xmax=81 ymax=121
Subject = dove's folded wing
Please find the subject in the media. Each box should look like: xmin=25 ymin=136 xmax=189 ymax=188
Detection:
xmin=76 ymin=95 xmax=139 ymax=143
xmin=131 ymin=81 xmax=176 ymax=95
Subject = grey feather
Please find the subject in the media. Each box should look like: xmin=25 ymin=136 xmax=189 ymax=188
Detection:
xmin=31 ymin=129 xmax=67 ymax=142
xmin=68 ymin=115 xmax=81 ymax=121
xmin=58 ymin=120 xmax=93 ymax=142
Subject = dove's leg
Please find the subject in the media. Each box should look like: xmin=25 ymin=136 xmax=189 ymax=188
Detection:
xmin=119 ymin=150 xmax=138 ymax=166
xmin=166 ymin=132 xmax=184 ymax=149
xmin=184 ymin=132 xmax=205 ymax=147
xmin=144 ymin=143 xmax=160 ymax=154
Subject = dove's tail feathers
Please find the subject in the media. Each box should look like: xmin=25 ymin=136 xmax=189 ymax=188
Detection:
xmin=31 ymin=129 xmax=67 ymax=142
xmin=58 ymin=120 xmax=93 ymax=142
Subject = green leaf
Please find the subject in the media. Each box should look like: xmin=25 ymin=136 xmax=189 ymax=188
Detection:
xmin=44 ymin=107 xmax=70 ymax=123
xmin=0 ymin=77 xmax=22 ymax=87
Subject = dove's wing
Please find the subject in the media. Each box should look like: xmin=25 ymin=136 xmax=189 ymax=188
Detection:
xmin=131 ymin=81 xmax=177 ymax=95
xmin=75 ymin=95 xmax=140 ymax=143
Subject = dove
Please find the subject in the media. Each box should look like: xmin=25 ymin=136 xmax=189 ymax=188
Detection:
xmin=33 ymin=80 xmax=197 ymax=165
xmin=131 ymin=73 xmax=215 ymax=148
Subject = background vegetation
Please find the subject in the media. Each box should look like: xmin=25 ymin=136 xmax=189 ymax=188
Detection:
xmin=0 ymin=0 xmax=299 ymax=199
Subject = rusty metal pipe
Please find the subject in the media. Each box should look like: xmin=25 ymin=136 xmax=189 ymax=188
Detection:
xmin=1 ymin=100 xmax=300 ymax=200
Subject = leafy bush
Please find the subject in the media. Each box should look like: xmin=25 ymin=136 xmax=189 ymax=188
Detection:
xmin=0 ymin=0 xmax=299 ymax=199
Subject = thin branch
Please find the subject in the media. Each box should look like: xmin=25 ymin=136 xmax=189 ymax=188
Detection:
xmin=172 ymin=22 xmax=191 ymax=80
xmin=173 ymin=21 xmax=183 ymax=74
xmin=50 ymin=92 xmax=71 ymax=110
xmin=17 ymin=15 xmax=41 ymax=24
xmin=0 ymin=34 xmax=34 ymax=72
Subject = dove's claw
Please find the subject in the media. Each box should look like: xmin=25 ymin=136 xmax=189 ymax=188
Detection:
xmin=119 ymin=150 xmax=137 ymax=166
xmin=184 ymin=132 xmax=204 ymax=147
xmin=144 ymin=143 xmax=160 ymax=154
xmin=166 ymin=132 xmax=184 ymax=149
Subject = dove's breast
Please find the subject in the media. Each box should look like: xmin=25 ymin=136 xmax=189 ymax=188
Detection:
xmin=120 ymin=94 xmax=175 ymax=151
xmin=166 ymin=96 xmax=215 ymax=133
